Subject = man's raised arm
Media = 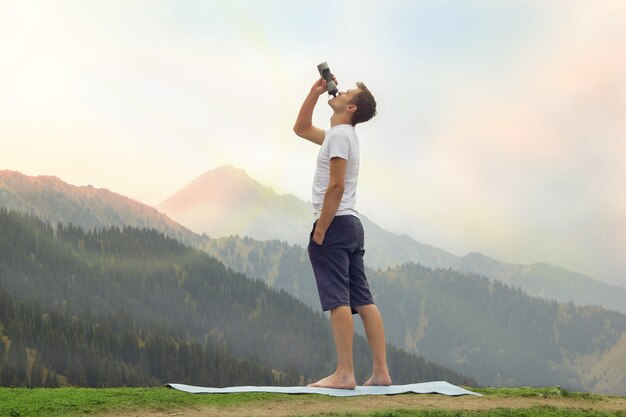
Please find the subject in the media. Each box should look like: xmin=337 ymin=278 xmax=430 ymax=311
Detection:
xmin=293 ymin=78 xmax=331 ymax=145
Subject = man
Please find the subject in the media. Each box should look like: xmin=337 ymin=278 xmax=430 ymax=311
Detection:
xmin=293 ymin=75 xmax=392 ymax=389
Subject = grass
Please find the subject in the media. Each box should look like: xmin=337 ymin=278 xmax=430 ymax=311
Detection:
xmin=471 ymin=385 xmax=611 ymax=400
xmin=0 ymin=386 xmax=623 ymax=417
xmin=0 ymin=386 xmax=280 ymax=417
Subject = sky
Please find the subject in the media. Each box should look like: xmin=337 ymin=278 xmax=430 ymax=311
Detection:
xmin=1 ymin=0 xmax=625 ymax=289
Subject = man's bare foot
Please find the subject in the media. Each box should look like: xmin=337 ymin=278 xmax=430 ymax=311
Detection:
xmin=363 ymin=372 xmax=392 ymax=386
xmin=307 ymin=372 xmax=357 ymax=389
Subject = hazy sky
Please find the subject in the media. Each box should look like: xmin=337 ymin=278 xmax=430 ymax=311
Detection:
xmin=1 ymin=1 xmax=625 ymax=289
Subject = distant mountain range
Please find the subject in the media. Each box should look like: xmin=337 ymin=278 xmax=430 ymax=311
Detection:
xmin=0 ymin=169 xmax=199 ymax=246
xmin=2 ymin=168 xmax=626 ymax=394
xmin=156 ymin=165 xmax=626 ymax=314
xmin=2 ymin=167 xmax=624 ymax=314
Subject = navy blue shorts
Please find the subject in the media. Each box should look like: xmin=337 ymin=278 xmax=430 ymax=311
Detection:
xmin=307 ymin=215 xmax=375 ymax=314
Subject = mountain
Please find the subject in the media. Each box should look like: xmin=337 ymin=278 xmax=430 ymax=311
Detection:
xmin=0 ymin=169 xmax=199 ymax=247
xmin=453 ymin=253 xmax=626 ymax=314
xmin=2 ymin=168 xmax=625 ymax=393
xmin=156 ymin=166 xmax=626 ymax=314
xmin=373 ymin=264 xmax=626 ymax=395
xmin=156 ymin=165 xmax=459 ymax=268
xmin=0 ymin=209 xmax=469 ymax=387
xmin=157 ymin=165 xmax=314 ymax=244
xmin=5 ymin=168 xmax=621 ymax=315
xmin=201 ymin=237 xmax=626 ymax=394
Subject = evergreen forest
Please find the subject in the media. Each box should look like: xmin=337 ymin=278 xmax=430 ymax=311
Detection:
xmin=202 ymin=235 xmax=626 ymax=391
xmin=0 ymin=208 xmax=470 ymax=387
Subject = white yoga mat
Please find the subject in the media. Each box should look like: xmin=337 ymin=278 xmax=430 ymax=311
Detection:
xmin=166 ymin=381 xmax=482 ymax=397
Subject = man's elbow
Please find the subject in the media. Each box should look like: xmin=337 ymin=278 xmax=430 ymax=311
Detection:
xmin=328 ymin=182 xmax=345 ymax=194
xmin=293 ymin=121 xmax=310 ymax=135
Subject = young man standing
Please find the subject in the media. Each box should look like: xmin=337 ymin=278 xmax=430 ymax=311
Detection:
xmin=293 ymin=76 xmax=392 ymax=389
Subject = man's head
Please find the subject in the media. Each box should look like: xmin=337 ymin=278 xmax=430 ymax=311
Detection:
xmin=329 ymin=82 xmax=377 ymax=126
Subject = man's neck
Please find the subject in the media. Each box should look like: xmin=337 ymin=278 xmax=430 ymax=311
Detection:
xmin=330 ymin=113 xmax=352 ymax=127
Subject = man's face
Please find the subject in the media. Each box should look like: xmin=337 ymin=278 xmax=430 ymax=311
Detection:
xmin=328 ymin=88 xmax=362 ymax=112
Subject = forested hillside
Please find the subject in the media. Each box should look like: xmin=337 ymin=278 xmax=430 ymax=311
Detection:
xmin=202 ymin=235 xmax=626 ymax=394
xmin=0 ymin=209 xmax=471 ymax=387
xmin=373 ymin=264 xmax=626 ymax=392
xmin=0 ymin=289 xmax=285 ymax=387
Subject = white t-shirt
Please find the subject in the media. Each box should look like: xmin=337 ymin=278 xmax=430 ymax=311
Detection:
xmin=312 ymin=124 xmax=360 ymax=219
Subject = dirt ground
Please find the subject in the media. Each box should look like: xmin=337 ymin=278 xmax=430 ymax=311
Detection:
xmin=96 ymin=393 xmax=626 ymax=417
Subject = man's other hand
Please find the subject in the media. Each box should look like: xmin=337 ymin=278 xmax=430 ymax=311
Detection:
xmin=312 ymin=228 xmax=325 ymax=245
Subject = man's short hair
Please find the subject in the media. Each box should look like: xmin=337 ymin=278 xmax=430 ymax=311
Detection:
xmin=350 ymin=82 xmax=377 ymax=126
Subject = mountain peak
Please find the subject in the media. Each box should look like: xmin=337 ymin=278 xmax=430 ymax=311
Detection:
xmin=198 ymin=165 xmax=250 ymax=180
xmin=158 ymin=165 xmax=266 ymax=212
xmin=156 ymin=165 xmax=314 ymax=242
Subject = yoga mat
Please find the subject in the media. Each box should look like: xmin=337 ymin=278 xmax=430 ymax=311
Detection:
xmin=166 ymin=381 xmax=482 ymax=397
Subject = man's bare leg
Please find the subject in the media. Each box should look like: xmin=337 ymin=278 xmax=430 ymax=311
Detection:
xmin=355 ymin=304 xmax=392 ymax=386
xmin=307 ymin=305 xmax=357 ymax=389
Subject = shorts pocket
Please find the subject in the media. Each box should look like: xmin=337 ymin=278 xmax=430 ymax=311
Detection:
xmin=309 ymin=222 xmax=325 ymax=248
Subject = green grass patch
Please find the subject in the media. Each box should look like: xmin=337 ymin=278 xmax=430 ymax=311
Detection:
xmin=0 ymin=386 xmax=284 ymax=417
xmin=0 ymin=386 xmax=623 ymax=417
xmin=471 ymin=386 xmax=610 ymax=400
